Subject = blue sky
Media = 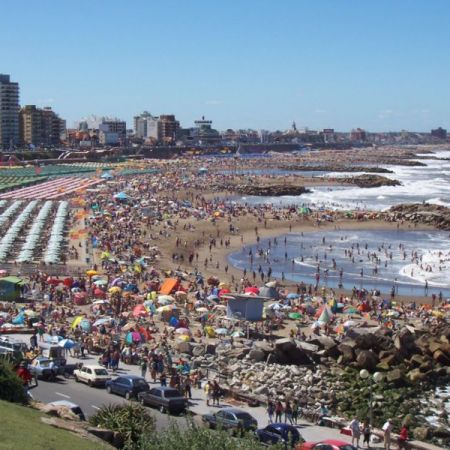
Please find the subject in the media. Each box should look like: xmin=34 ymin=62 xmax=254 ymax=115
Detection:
xmin=2 ymin=0 xmax=450 ymax=131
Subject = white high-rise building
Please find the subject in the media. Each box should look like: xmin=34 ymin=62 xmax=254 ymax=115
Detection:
xmin=134 ymin=111 xmax=159 ymax=140
xmin=0 ymin=74 xmax=20 ymax=149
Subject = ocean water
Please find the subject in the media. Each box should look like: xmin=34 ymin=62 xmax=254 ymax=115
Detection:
xmin=224 ymin=149 xmax=450 ymax=211
xmin=228 ymin=229 xmax=450 ymax=298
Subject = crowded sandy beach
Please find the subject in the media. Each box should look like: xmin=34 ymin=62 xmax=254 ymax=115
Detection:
xmin=1 ymin=147 xmax=450 ymax=449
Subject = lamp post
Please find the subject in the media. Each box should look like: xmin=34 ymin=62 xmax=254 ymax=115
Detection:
xmin=359 ymin=369 xmax=384 ymax=426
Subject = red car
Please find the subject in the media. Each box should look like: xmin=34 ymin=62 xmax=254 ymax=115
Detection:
xmin=296 ymin=439 xmax=356 ymax=450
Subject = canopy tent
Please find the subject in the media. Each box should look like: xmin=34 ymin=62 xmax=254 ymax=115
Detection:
xmin=159 ymin=278 xmax=179 ymax=295
xmin=225 ymin=294 xmax=265 ymax=321
xmin=0 ymin=276 xmax=25 ymax=301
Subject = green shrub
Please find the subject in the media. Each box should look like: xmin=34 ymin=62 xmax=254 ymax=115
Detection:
xmin=0 ymin=358 xmax=27 ymax=403
xmin=130 ymin=420 xmax=284 ymax=450
xmin=89 ymin=403 xmax=155 ymax=448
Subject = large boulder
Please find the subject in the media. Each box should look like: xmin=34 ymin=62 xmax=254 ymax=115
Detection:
xmin=249 ymin=349 xmax=266 ymax=362
xmin=356 ymin=350 xmax=379 ymax=371
xmin=337 ymin=344 xmax=355 ymax=363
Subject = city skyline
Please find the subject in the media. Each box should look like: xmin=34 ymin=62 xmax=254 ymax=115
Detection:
xmin=2 ymin=1 xmax=450 ymax=132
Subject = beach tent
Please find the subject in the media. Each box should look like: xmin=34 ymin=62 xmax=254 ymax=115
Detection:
xmin=0 ymin=276 xmax=25 ymax=301
xmin=159 ymin=278 xmax=179 ymax=295
xmin=225 ymin=294 xmax=265 ymax=321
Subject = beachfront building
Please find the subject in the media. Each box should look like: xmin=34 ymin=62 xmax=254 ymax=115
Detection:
xmin=188 ymin=116 xmax=221 ymax=144
xmin=350 ymin=128 xmax=367 ymax=142
xmin=158 ymin=114 xmax=180 ymax=143
xmin=98 ymin=118 xmax=126 ymax=146
xmin=133 ymin=111 xmax=159 ymax=140
xmin=20 ymin=105 xmax=65 ymax=147
xmin=431 ymin=127 xmax=447 ymax=140
xmin=0 ymin=74 xmax=20 ymax=149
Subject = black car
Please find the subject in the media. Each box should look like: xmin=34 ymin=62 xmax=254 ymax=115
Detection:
xmin=256 ymin=423 xmax=302 ymax=447
xmin=202 ymin=408 xmax=258 ymax=433
xmin=138 ymin=386 xmax=187 ymax=414
xmin=105 ymin=375 xmax=149 ymax=399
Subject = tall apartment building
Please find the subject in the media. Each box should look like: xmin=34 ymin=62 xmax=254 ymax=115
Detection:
xmin=98 ymin=118 xmax=126 ymax=145
xmin=158 ymin=114 xmax=179 ymax=142
xmin=133 ymin=111 xmax=159 ymax=140
xmin=0 ymin=74 xmax=20 ymax=149
xmin=20 ymin=105 xmax=65 ymax=147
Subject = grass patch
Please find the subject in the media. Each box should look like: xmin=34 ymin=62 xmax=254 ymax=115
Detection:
xmin=0 ymin=399 xmax=109 ymax=450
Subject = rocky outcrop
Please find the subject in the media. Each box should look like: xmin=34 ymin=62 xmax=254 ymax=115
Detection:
xmin=232 ymin=184 xmax=311 ymax=196
xmin=387 ymin=203 xmax=450 ymax=230
xmin=340 ymin=174 xmax=401 ymax=188
xmin=278 ymin=164 xmax=394 ymax=173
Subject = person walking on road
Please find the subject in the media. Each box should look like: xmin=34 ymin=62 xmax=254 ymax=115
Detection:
xmin=362 ymin=418 xmax=371 ymax=448
xmin=140 ymin=358 xmax=147 ymax=379
xmin=350 ymin=417 xmax=361 ymax=448
xmin=275 ymin=400 xmax=283 ymax=423
xmin=382 ymin=418 xmax=392 ymax=450
xmin=267 ymin=400 xmax=275 ymax=423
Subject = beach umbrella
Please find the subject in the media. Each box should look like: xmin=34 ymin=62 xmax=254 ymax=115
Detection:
xmin=71 ymin=287 xmax=82 ymax=293
xmin=215 ymin=328 xmax=229 ymax=335
xmin=287 ymin=293 xmax=299 ymax=300
xmin=175 ymin=328 xmax=191 ymax=335
xmin=343 ymin=306 xmax=358 ymax=314
xmin=265 ymin=281 xmax=277 ymax=288
xmin=101 ymin=251 xmax=111 ymax=260
xmin=58 ymin=339 xmax=76 ymax=349
xmin=94 ymin=279 xmax=108 ymax=286
xmin=158 ymin=294 xmax=174 ymax=302
xmin=109 ymin=286 xmax=122 ymax=294
xmin=47 ymin=278 xmax=62 ymax=285
xmin=196 ymin=307 xmax=209 ymax=313
xmin=24 ymin=309 xmax=38 ymax=318
xmin=71 ymin=316 xmax=84 ymax=329
xmin=231 ymin=331 xmax=245 ymax=337
xmin=80 ymin=319 xmax=91 ymax=332
xmin=289 ymin=312 xmax=303 ymax=320
xmin=86 ymin=269 xmax=98 ymax=277
xmin=218 ymin=282 xmax=230 ymax=289
xmin=94 ymin=288 xmax=106 ymax=297
xmin=178 ymin=335 xmax=191 ymax=342
xmin=93 ymin=317 xmax=113 ymax=327
xmin=111 ymin=277 xmax=123 ymax=286
xmin=114 ymin=191 xmax=128 ymax=200
xmin=268 ymin=303 xmax=282 ymax=310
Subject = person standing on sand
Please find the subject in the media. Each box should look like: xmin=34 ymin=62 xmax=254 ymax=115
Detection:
xmin=350 ymin=417 xmax=361 ymax=448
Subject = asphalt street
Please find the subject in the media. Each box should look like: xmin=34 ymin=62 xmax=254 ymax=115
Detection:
xmin=30 ymin=373 xmax=191 ymax=428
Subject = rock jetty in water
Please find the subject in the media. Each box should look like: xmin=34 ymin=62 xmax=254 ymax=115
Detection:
xmin=340 ymin=174 xmax=401 ymax=188
xmin=388 ymin=203 xmax=450 ymax=230
xmin=231 ymin=184 xmax=312 ymax=196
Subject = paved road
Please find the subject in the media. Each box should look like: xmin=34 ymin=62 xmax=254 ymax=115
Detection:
xmin=29 ymin=374 xmax=190 ymax=429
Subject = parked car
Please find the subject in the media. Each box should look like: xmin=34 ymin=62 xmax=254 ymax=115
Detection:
xmin=202 ymin=408 xmax=258 ymax=434
xmin=105 ymin=375 xmax=149 ymax=399
xmin=29 ymin=357 xmax=65 ymax=380
xmin=256 ymin=423 xmax=302 ymax=447
xmin=48 ymin=400 xmax=86 ymax=421
xmin=296 ymin=440 xmax=357 ymax=450
xmin=138 ymin=386 xmax=187 ymax=414
xmin=74 ymin=364 xmax=111 ymax=387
